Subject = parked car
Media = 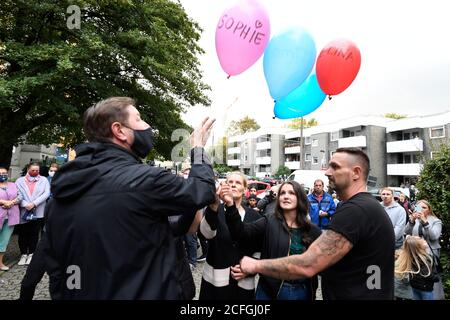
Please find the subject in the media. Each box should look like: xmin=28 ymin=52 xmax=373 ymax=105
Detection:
xmin=261 ymin=177 xmax=277 ymax=186
xmin=246 ymin=180 xmax=271 ymax=198
xmin=287 ymin=170 xmax=329 ymax=193
xmin=367 ymin=187 xmax=411 ymax=202
xmin=367 ymin=188 xmax=382 ymax=202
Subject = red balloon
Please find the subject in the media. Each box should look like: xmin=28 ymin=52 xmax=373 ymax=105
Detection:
xmin=316 ymin=39 xmax=361 ymax=95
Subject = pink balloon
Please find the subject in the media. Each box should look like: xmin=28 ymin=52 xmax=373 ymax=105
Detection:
xmin=215 ymin=0 xmax=270 ymax=76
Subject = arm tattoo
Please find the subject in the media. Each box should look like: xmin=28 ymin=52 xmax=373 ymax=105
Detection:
xmin=317 ymin=230 xmax=349 ymax=256
xmin=257 ymin=230 xmax=352 ymax=280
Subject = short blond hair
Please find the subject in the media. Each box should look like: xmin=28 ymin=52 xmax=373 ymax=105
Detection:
xmin=226 ymin=171 xmax=248 ymax=189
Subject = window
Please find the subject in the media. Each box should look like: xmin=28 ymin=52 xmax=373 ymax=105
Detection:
xmin=430 ymin=151 xmax=440 ymax=159
xmin=404 ymin=155 xmax=411 ymax=163
xmin=304 ymin=137 xmax=311 ymax=145
xmin=313 ymin=156 xmax=319 ymax=164
xmin=330 ymin=131 xmax=339 ymax=141
xmin=430 ymin=126 xmax=445 ymax=139
xmin=312 ymin=139 xmax=319 ymax=147
xmin=412 ymin=131 xmax=419 ymax=139
xmin=412 ymin=154 xmax=420 ymax=163
xmin=305 ymin=153 xmax=311 ymax=161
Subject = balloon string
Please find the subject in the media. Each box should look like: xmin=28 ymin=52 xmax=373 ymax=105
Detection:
xmin=227 ymin=75 xmax=230 ymax=79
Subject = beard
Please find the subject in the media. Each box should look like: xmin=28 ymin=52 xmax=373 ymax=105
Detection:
xmin=329 ymin=177 xmax=348 ymax=195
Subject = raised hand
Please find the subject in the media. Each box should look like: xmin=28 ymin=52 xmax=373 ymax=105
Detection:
xmin=219 ymin=183 xmax=233 ymax=206
xmin=189 ymin=117 xmax=216 ymax=148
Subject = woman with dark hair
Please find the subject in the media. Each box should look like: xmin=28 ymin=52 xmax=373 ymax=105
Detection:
xmin=224 ymin=180 xmax=321 ymax=300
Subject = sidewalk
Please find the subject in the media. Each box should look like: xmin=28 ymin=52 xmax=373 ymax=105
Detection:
xmin=0 ymin=234 xmax=50 ymax=300
xmin=0 ymin=237 xmax=204 ymax=300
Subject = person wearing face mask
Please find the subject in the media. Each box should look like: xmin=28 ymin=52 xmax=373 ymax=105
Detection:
xmin=15 ymin=163 xmax=50 ymax=266
xmin=18 ymin=162 xmax=60 ymax=299
xmin=46 ymin=163 xmax=59 ymax=199
xmin=0 ymin=166 xmax=23 ymax=271
xmin=42 ymin=97 xmax=216 ymax=299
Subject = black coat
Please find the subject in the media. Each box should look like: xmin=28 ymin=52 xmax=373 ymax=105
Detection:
xmin=43 ymin=143 xmax=215 ymax=299
xmin=226 ymin=210 xmax=322 ymax=299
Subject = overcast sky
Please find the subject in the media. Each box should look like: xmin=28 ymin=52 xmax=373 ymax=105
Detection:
xmin=178 ymin=0 xmax=450 ymax=139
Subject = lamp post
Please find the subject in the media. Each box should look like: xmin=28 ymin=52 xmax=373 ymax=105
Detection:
xmin=299 ymin=117 xmax=304 ymax=170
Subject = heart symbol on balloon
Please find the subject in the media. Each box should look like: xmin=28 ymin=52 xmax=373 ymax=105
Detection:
xmin=215 ymin=0 xmax=271 ymax=76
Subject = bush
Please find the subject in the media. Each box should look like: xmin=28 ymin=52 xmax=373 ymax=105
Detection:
xmin=416 ymin=142 xmax=450 ymax=298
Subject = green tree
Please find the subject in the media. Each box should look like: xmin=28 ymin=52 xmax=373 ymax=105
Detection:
xmin=213 ymin=163 xmax=232 ymax=175
xmin=0 ymin=0 xmax=210 ymax=165
xmin=416 ymin=142 xmax=450 ymax=298
xmin=227 ymin=116 xmax=260 ymax=136
xmin=275 ymin=165 xmax=291 ymax=177
xmin=207 ymin=136 xmax=228 ymax=165
xmin=384 ymin=113 xmax=407 ymax=119
xmin=286 ymin=118 xmax=318 ymax=129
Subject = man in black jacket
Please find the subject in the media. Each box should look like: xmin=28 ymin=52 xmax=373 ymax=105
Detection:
xmin=43 ymin=97 xmax=216 ymax=299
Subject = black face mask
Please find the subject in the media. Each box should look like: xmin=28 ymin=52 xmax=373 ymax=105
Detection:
xmin=129 ymin=127 xmax=154 ymax=158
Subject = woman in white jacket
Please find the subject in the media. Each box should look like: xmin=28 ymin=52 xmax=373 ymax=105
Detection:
xmin=15 ymin=163 xmax=50 ymax=266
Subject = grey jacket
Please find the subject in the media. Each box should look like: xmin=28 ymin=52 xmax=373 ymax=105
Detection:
xmin=381 ymin=201 xmax=406 ymax=249
xmin=405 ymin=215 xmax=442 ymax=256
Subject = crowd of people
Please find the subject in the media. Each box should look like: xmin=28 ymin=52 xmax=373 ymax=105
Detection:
xmin=0 ymin=97 xmax=445 ymax=300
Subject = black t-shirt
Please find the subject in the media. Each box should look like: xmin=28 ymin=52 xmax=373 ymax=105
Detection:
xmin=321 ymin=192 xmax=395 ymax=300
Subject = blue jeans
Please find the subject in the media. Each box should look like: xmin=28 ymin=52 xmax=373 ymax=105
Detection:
xmin=412 ymin=288 xmax=433 ymax=300
xmin=256 ymin=281 xmax=311 ymax=300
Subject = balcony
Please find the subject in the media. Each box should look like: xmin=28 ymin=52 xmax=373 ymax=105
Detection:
xmin=387 ymin=163 xmax=423 ymax=176
xmin=285 ymin=146 xmax=300 ymax=154
xmin=256 ymin=156 xmax=271 ymax=165
xmin=338 ymin=136 xmax=367 ymax=148
xmin=386 ymin=139 xmax=423 ymax=153
xmin=227 ymin=159 xmax=241 ymax=167
xmin=227 ymin=147 xmax=241 ymax=154
xmin=285 ymin=161 xmax=300 ymax=170
xmin=256 ymin=141 xmax=271 ymax=150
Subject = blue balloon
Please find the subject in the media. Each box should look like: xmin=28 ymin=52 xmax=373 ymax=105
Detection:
xmin=263 ymin=27 xmax=316 ymax=101
xmin=273 ymin=73 xmax=326 ymax=119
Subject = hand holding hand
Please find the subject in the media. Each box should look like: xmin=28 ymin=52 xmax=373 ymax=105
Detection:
xmin=230 ymin=264 xmax=247 ymax=281
xmin=220 ymin=183 xmax=233 ymax=206
xmin=239 ymin=256 xmax=258 ymax=275
xmin=319 ymin=210 xmax=327 ymax=217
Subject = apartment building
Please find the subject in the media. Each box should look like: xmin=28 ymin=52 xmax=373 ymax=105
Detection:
xmin=227 ymin=128 xmax=289 ymax=177
xmin=385 ymin=111 xmax=450 ymax=186
xmin=284 ymin=115 xmax=389 ymax=188
xmin=226 ymin=112 xmax=450 ymax=187
xmin=9 ymin=143 xmax=58 ymax=179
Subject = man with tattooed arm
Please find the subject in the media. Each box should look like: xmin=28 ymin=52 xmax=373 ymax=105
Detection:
xmin=239 ymin=148 xmax=395 ymax=299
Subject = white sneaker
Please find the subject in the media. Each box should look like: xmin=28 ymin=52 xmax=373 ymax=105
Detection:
xmin=25 ymin=254 xmax=33 ymax=265
xmin=18 ymin=254 xmax=28 ymax=266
